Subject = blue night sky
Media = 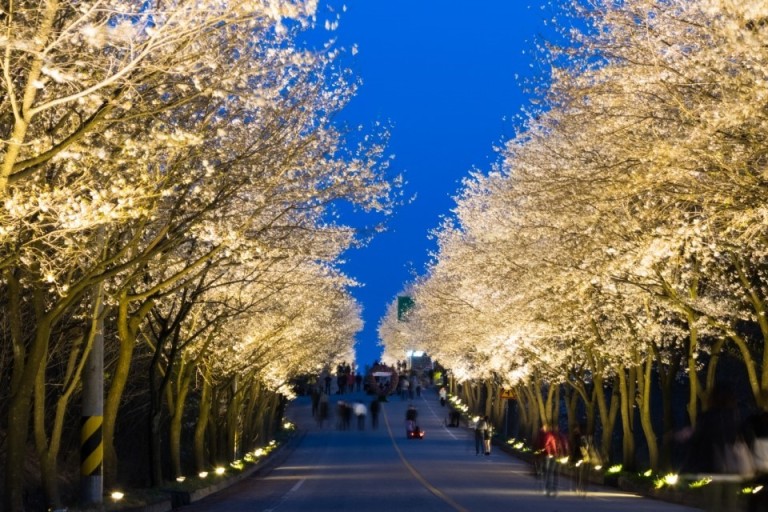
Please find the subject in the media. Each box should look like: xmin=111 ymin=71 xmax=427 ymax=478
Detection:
xmin=307 ymin=2 xmax=554 ymax=366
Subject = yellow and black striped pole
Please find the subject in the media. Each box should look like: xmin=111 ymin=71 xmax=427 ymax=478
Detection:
xmin=81 ymin=289 xmax=104 ymax=505
xmin=81 ymin=415 xmax=103 ymax=479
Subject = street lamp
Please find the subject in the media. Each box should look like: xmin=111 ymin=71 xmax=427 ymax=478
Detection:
xmin=406 ymin=350 xmax=424 ymax=372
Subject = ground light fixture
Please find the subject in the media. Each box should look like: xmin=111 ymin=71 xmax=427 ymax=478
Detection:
xmin=689 ymin=477 xmax=712 ymax=488
xmin=653 ymin=473 xmax=679 ymax=489
xmin=110 ymin=491 xmax=124 ymax=501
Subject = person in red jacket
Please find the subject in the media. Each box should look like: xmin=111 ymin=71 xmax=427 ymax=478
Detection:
xmin=543 ymin=425 xmax=566 ymax=497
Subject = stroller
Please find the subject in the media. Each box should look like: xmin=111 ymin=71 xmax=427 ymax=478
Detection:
xmin=406 ymin=419 xmax=425 ymax=439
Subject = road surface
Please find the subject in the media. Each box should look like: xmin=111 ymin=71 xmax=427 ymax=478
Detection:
xmin=181 ymin=387 xmax=701 ymax=512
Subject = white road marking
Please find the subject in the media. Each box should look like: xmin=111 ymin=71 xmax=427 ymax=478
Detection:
xmin=263 ymin=478 xmax=305 ymax=512
xmin=289 ymin=479 xmax=304 ymax=493
xmin=421 ymin=392 xmax=460 ymax=440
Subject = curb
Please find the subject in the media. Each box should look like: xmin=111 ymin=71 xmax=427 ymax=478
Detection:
xmin=122 ymin=430 xmax=305 ymax=511
xmin=171 ymin=430 xmax=306 ymax=508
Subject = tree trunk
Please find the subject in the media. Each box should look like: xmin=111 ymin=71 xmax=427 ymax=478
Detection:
xmin=226 ymin=377 xmax=243 ymax=461
xmin=464 ymin=381 xmax=482 ymax=414
xmin=735 ymin=257 xmax=768 ymax=408
xmin=585 ymin=384 xmax=597 ymax=436
xmin=565 ymin=385 xmax=578 ymax=432
xmin=149 ymin=411 xmax=164 ymax=485
xmin=5 ymin=316 xmax=53 ymax=512
xmin=532 ymin=378 xmax=551 ymax=427
xmin=516 ymin=384 xmax=534 ymax=441
xmin=594 ymin=373 xmax=609 ymax=458
xmin=484 ymin=380 xmax=495 ymax=420
xmin=264 ymin=393 xmax=280 ymax=441
xmin=149 ymin=358 xmax=164 ymax=486
xmin=194 ymin=369 xmax=213 ymax=472
xmin=550 ymin=384 xmax=560 ymax=427
xmin=685 ymin=309 xmax=701 ymax=428
xmin=636 ymin=355 xmax=658 ymax=470
xmin=38 ymin=324 xmax=94 ymax=508
xmin=4 ymin=268 xmax=25 ymax=511
xmin=169 ymin=359 xmax=194 ymax=478
xmin=104 ymin=294 xmax=154 ymax=486
xmin=657 ymin=346 xmax=682 ymax=471
xmin=619 ymin=366 xmax=637 ymax=469
xmin=207 ymin=387 xmax=221 ymax=464
xmin=34 ymin=339 xmax=60 ymax=509
xmin=242 ymin=377 xmax=260 ymax=451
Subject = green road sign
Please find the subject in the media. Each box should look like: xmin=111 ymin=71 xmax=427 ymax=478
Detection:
xmin=397 ymin=296 xmax=414 ymax=321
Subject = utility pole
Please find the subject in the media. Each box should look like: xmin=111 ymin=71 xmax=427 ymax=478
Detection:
xmin=81 ymin=288 xmax=104 ymax=505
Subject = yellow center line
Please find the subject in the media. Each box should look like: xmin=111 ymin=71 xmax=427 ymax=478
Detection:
xmin=382 ymin=402 xmax=470 ymax=512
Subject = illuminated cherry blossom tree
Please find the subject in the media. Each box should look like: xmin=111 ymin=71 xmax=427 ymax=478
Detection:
xmin=1 ymin=1 xmax=397 ymax=507
xmin=380 ymin=0 xmax=768 ymax=472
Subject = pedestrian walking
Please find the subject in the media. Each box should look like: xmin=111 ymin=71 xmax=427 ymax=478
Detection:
xmin=542 ymin=424 xmax=566 ymax=496
xmin=447 ymin=407 xmax=461 ymax=428
xmin=576 ymin=425 xmax=600 ymax=497
xmin=353 ymin=401 xmax=367 ymax=430
xmin=370 ymin=398 xmax=380 ymax=429
xmin=317 ymin=392 xmax=329 ymax=428
xmin=324 ymin=374 xmax=331 ymax=395
xmin=475 ymin=416 xmax=488 ymax=455
xmin=482 ymin=416 xmax=493 ymax=455
xmin=439 ymin=386 xmax=447 ymax=407
xmin=311 ymin=386 xmax=320 ymax=417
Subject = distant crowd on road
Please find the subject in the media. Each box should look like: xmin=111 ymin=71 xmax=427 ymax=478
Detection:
xmin=396 ymin=373 xmax=423 ymax=400
xmin=309 ymin=362 xmax=383 ymax=431
xmin=311 ymin=385 xmax=381 ymax=431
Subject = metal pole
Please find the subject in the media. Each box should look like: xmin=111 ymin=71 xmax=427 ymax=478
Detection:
xmin=81 ymin=288 xmax=104 ymax=505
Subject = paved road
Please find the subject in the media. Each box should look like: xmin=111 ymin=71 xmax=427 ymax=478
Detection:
xmin=181 ymin=388 xmax=701 ymax=512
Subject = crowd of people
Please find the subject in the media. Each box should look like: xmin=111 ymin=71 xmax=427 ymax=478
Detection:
xmin=321 ymin=362 xmax=364 ymax=395
xmin=311 ymin=387 xmax=382 ymax=431
xmin=396 ymin=373 xmax=424 ymax=400
xmin=311 ymin=364 xmax=381 ymax=431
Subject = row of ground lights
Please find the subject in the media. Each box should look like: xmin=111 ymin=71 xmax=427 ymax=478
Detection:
xmin=504 ymin=438 xmax=765 ymax=498
xmin=110 ymin=422 xmax=294 ymax=502
xmin=447 ymin=396 xmax=469 ymax=416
